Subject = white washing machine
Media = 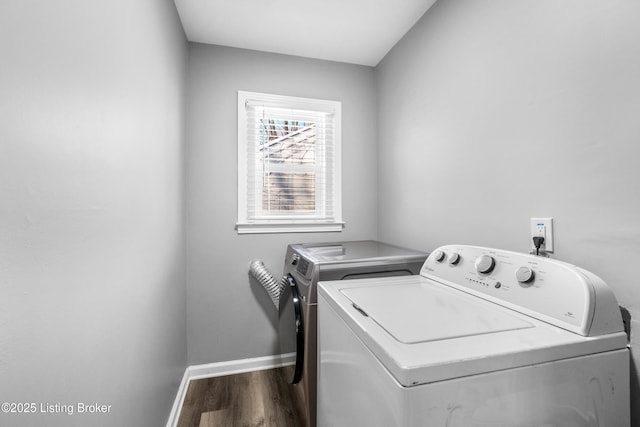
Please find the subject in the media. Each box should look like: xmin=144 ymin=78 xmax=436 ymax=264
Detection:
xmin=318 ymin=245 xmax=630 ymax=426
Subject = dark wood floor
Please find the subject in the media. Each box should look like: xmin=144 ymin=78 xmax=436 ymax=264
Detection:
xmin=177 ymin=366 xmax=306 ymax=427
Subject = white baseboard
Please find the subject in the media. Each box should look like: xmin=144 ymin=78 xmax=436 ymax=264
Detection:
xmin=166 ymin=353 xmax=295 ymax=427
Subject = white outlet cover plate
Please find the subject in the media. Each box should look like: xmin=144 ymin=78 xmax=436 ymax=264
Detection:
xmin=530 ymin=218 xmax=554 ymax=253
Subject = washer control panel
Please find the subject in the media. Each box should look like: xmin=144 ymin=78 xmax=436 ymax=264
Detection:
xmin=420 ymin=245 xmax=622 ymax=336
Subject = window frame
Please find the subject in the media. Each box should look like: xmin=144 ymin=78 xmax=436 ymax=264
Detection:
xmin=236 ymin=91 xmax=343 ymax=234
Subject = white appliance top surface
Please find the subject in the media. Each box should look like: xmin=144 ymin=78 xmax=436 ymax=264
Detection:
xmin=319 ymin=265 xmax=627 ymax=387
xmin=343 ymin=281 xmax=533 ymax=344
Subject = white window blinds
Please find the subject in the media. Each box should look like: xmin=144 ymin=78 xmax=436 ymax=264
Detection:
xmin=237 ymin=92 xmax=342 ymax=234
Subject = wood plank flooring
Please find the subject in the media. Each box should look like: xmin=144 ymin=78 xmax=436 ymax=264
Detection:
xmin=177 ymin=366 xmax=306 ymax=427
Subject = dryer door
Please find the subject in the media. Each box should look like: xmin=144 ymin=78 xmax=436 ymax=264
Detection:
xmin=279 ymin=274 xmax=304 ymax=384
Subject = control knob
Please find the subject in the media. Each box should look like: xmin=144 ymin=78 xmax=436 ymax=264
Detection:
xmin=433 ymin=250 xmax=446 ymax=263
xmin=475 ymin=255 xmax=496 ymax=274
xmin=449 ymin=252 xmax=461 ymax=265
xmin=516 ymin=266 xmax=535 ymax=284
xmin=291 ymin=254 xmax=300 ymax=265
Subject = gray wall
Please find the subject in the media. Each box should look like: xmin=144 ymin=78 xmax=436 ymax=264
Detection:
xmin=0 ymin=1 xmax=187 ymax=426
xmin=186 ymin=44 xmax=377 ymax=364
xmin=3 ymin=0 xmax=637 ymax=423
xmin=377 ymin=0 xmax=640 ymax=423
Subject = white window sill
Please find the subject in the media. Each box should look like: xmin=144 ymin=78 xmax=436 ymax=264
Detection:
xmin=236 ymin=222 xmax=344 ymax=234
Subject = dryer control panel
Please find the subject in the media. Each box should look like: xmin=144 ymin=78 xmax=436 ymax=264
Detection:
xmin=421 ymin=245 xmax=623 ymax=337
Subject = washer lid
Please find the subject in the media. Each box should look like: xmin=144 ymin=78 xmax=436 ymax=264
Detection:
xmin=343 ymin=282 xmax=533 ymax=344
xmin=320 ymin=276 xmax=628 ymax=387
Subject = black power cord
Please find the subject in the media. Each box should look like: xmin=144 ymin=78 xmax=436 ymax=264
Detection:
xmin=532 ymin=236 xmax=545 ymax=256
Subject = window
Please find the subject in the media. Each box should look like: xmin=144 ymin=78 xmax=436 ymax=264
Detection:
xmin=237 ymin=91 xmax=342 ymax=234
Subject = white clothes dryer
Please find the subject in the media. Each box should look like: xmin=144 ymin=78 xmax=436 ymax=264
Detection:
xmin=318 ymin=245 xmax=630 ymax=426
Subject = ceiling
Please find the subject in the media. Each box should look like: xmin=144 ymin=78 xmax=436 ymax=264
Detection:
xmin=174 ymin=0 xmax=438 ymax=66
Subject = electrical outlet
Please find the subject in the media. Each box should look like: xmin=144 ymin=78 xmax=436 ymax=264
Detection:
xmin=530 ymin=218 xmax=554 ymax=253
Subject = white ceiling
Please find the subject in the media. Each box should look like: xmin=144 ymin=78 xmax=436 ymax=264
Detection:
xmin=174 ymin=0 xmax=437 ymax=66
